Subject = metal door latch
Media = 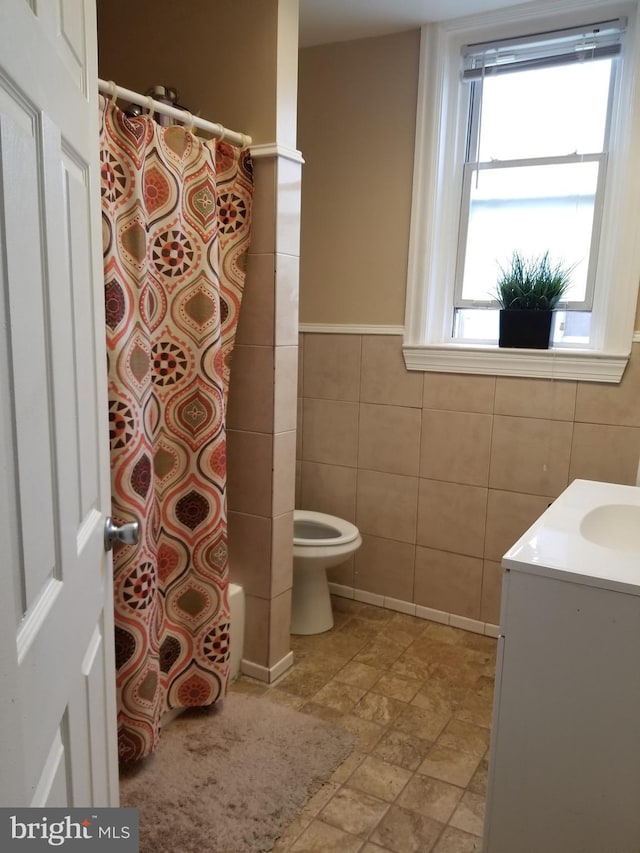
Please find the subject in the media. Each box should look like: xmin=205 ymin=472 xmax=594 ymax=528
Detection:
xmin=104 ymin=516 xmax=139 ymax=551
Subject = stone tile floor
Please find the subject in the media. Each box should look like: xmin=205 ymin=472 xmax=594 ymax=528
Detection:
xmin=230 ymin=596 xmax=497 ymax=852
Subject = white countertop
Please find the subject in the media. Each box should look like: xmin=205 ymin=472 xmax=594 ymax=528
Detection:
xmin=503 ymin=479 xmax=640 ymax=595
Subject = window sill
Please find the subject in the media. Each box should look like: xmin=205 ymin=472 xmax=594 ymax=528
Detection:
xmin=402 ymin=343 xmax=629 ymax=383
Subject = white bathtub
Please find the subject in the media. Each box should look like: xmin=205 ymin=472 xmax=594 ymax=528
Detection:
xmin=228 ymin=582 xmax=244 ymax=681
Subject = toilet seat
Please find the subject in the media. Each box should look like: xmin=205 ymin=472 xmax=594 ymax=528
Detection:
xmin=293 ymin=510 xmax=360 ymax=547
xmin=291 ymin=510 xmax=362 ymax=634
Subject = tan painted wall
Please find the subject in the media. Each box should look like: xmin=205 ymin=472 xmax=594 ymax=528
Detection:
xmin=298 ymin=29 xmax=640 ymax=329
xmin=297 ymin=31 xmax=420 ymax=325
xmin=97 ymin=0 xmax=280 ymax=144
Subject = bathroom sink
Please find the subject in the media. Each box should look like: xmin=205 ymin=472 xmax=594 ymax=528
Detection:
xmin=502 ymin=480 xmax=640 ymax=592
xmin=579 ymin=503 xmax=640 ymax=553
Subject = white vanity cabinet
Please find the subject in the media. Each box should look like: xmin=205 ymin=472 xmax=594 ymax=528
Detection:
xmin=483 ymin=479 xmax=640 ymax=853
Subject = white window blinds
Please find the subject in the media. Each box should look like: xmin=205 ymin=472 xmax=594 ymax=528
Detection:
xmin=462 ymin=17 xmax=626 ymax=79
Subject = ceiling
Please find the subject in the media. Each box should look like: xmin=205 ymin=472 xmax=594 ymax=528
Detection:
xmin=298 ymin=0 xmax=532 ymax=47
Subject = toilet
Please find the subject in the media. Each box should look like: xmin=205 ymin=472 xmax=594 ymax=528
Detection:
xmin=292 ymin=510 xmax=362 ymax=635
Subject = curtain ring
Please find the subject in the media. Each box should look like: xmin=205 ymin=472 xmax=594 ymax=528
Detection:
xmin=107 ymin=80 xmax=118 ymax=102
xmin=144 ymin=95 xmax=154 ymax=116
xmin=183 ymin=110 xmax=195 ymax=134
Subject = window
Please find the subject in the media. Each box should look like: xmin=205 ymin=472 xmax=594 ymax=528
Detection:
xmin=404 ymin=1 xmax=640 ymax=382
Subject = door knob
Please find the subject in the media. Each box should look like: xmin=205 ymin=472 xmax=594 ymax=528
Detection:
xmin=104 ymin=516 xmax=140 ymax=551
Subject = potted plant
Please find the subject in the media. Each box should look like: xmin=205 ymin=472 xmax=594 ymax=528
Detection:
xmin=494 ymin=251 xmax=573 ymax=349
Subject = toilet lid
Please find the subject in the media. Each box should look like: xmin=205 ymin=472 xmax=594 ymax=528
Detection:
xmin=293 ymin=510 xmax=360 ymax=546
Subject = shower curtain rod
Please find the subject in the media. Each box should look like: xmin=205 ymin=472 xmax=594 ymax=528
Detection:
xmin=98 ymin=78 xmax=252 ymax=149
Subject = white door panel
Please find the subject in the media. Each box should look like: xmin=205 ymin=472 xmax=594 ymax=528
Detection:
xmin=0 ymin=0 xmax=118 ymax=807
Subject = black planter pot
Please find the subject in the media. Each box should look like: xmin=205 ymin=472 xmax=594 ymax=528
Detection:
xmin=498 ymin=309 xmax=553 ymax=349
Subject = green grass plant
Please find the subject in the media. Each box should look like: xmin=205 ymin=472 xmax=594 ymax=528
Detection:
xmin=494 ymin=251 xmax=573 ymax=310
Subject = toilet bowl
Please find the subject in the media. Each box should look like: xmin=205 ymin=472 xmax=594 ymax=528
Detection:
xmin=292 ymin=510 xmax=362 ymax=635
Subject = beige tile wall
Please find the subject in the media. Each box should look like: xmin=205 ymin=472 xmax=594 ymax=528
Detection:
xmin=297 ymin=334 xmax=640 ymax=623
xmin=227 ymin=153 xmax=301 ymax=670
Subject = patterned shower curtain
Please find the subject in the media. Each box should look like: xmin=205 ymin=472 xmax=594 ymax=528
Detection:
xmin=99 ymin=97 xmax=253 ymax=761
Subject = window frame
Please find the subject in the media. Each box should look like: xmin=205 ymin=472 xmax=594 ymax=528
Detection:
xmin=403 ymin=0 xmax=640 ymax=382
xmin=455 ymin=60 xmax=617 ymax=314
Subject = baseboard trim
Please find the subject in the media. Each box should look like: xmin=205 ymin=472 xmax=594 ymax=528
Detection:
xmin=328 ymin=582 xmax=500 ymax=638
xmin=240 ymin=650 xmax=295 ymax=683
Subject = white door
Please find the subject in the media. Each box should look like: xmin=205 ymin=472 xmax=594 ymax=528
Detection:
xmin=0 ymin=0 xmax=118 ymax=806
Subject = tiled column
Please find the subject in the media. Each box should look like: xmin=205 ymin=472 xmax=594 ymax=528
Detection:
xmin=227 ymin=148 xmax=302 ymax=681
